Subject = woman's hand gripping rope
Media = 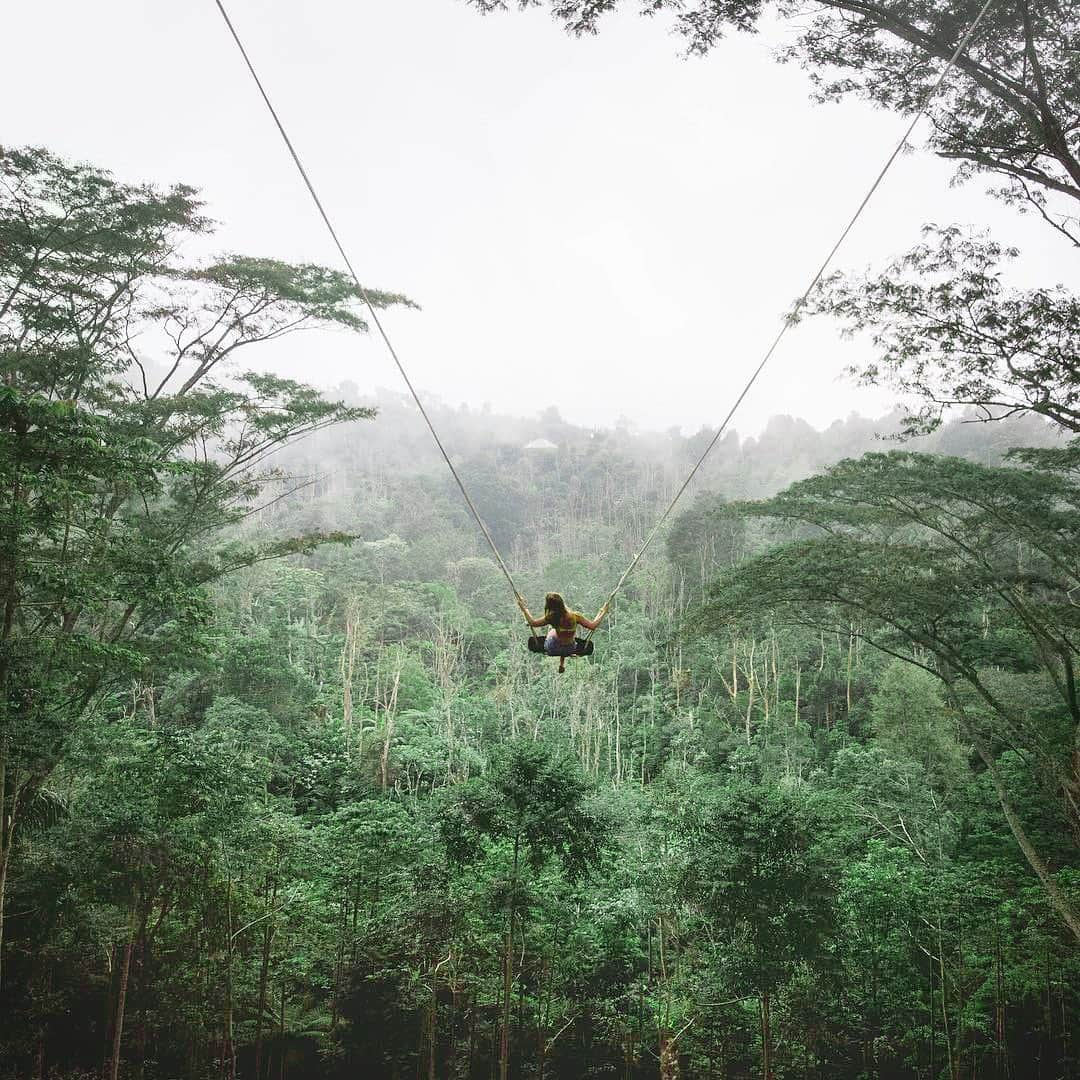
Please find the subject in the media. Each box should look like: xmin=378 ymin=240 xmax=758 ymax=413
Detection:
xmin=516 ymin=593 xmax=533 ymax=624
xmin=587 ymin=602 xmax=610 ymax=637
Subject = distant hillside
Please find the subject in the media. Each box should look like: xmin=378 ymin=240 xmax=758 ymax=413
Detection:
xmin=254 ymin=386 xmax=1064 ymax=584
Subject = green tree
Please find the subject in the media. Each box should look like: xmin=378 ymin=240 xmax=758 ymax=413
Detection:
xmin=805 ymin=225 xmax=1080 ymax=436
xmin=71 ymin=718 xmax=255 ymax=1080
xmin=442 ymin=739 xmax=608 ymax=1080
xmin=470 ymin=0 xmax=1080 ymax=213
xmin=0 ymin=145 xmax=411 ymax=987
xmin=472 ymin=1 xmax=1080 ymax=445
xmin=677 ymin=776 xmax=836 ymax=1080
xmin=665 ymin=493 xmax=746 ymax=600
xmin=702 ymin=450 xmax=1080 ymax=940
xmin=870 ymin=660 xmax=968 ymax=790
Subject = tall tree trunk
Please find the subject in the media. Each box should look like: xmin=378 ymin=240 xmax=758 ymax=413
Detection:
xmin=108 ymin=904 xmax=140 ymax=1080
xmin=254 ymin=876 xmax=278 ymax=1080
xmin=428 ymin=952 xmax=452 ymax=1080
xmin=223 ymin=868 xmax=237 ymax=1080
xmin=744 ymin=640 xmax=756 ymax=744
xmin=760 ymin=991 xmax=773 ymax=1080
xmin=0 ymin=824 xmax=8 ymax=996
xmin=536 ymin=958 xmax=549 ymax=1080
xmin=794 ymin=659 xmax=801 ymax=727
xmin=846 ymin=626 xmax=855 ymax=713
xmin=995 ymin=934 xmax=1005 ymax=1080
xmin=974 ymin=739 xmax=1080 ymax=942
xmin=938 ymin=919 xmax=954 ymax=1080
xmin=0 ymin=751 xmax=11 ymax=992
xmin=614 ymin=680 xmax=622 ymax=788
xmin=134 ymin=928 xmax=149 ymax=1080
xmin=341 ymin=607 xmax=357 ymax=753
xmin=102 ymin=943 xmax=118 ymax=1080
xmin=278 ymin=980 xmax=286 ymax=1080
xmin=659 ymin=1034 xmax=679 ymax=1080
xmin=929 ymin=951 xmax=935 ymax=1080
xmin=380 ymin=659 xmax=401 ymax=793
xmin=500 ymin=926 xmax=513 ymax=1080
xmin=428 ymin=973 xmax=438 ymax=1080
xmin=500 ymin=837 xmax=520 ymax=1080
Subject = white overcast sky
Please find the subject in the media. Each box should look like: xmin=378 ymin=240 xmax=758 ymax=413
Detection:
xmin=4 ymin=0 xmax=1074 ymax=434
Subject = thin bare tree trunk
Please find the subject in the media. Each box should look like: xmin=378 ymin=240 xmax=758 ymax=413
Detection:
xmin=341 ymin=605 xmax=359 ymax=752
xmin=614 ymin=675 xmax=622 ymax=787
xmin=846 ymin=626 xmax=855 ymax=714
xmin=995 ymin=933 xmax=1005 ymax=1080
xmin=745 ymin=640 xmax=756 ymax=745
xmin=108 ymin=905 xmax=140 ymax=1080
xmin=135 ymin=929 xmax=148 ymax=1080
xmin=0 ymin=751 xmax=12 ymax=992
xmin=380 ymin=657 xmax=402 ymax=793
xmin=278 ymin=981 xmax=286 ymax=1080
xmin=760 ymin=991 xmax=773 ymax=1080
xmin=937 ymin=916 xmax=954 ymax=1080
xmin=500 ymin=838 xmax=520 ymax=1080
xmin=223 ymin=870 xmax=237 ymax=1080
xmin=428 ymin=966 xmax=438 ymax=1080
xmin=500 ymin=923 xmax=512 ymax=1080
xmin=254 ymin=876 xmax=278 ymax=1080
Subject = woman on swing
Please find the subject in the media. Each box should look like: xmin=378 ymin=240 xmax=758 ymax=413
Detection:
xmin=517 ymin=592 xmax=604 ymax=673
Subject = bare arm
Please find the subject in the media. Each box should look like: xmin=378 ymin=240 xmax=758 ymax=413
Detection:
xmin=517 ymin=595 xmax=548 ymax=628
xmin=579 ymin=603 xmax=609 ymax=633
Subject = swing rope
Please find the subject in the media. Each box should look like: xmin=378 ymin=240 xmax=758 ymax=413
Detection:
xmin=213 ymin=0 xmax=994 ymax=644
xmin=213 ymin=0 xmax=533 ymax=627
xmin=583 ymin=0 xmax=996 ymax=640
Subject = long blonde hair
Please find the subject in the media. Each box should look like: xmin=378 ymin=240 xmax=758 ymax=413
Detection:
xmin=544 ymin=592 xmax=570 ymax=629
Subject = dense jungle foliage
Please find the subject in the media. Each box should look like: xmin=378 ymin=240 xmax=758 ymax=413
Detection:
xmin=3 ymin=0 xmax=1079 ymax=1078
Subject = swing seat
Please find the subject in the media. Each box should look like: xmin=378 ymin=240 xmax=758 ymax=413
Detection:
xmin=527 ymin=636 xmax=594 ymax=657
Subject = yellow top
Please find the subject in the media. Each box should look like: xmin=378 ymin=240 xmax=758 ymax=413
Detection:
xmin=547 ymin=610 xmax=581 ymax=642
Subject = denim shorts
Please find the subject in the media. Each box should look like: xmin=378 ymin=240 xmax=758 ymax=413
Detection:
xmin=545 ymin=630 xmax=578 ymax=657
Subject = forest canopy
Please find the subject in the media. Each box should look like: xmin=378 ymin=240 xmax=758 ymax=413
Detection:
xmin=2 ymin=0 xmax=1079 ymax=1077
